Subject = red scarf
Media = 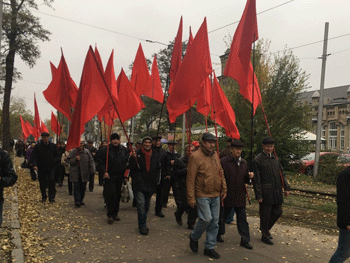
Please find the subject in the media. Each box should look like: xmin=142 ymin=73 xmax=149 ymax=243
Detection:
xmin=141 ymin=147 xmax=152 ymax=172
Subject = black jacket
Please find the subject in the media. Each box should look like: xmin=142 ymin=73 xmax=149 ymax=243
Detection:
xmin=163 ymin=150 xmax=181 ymax=178
xmin=253 ymin=152 xmax=290 ymax=205
xmin=336 ymin=166 xmax=350 ymax=229
xmin=129 ymin=148 xmax=161 ymax=193
xmin=97 ymin=144 xmax=129 ymax=177
xmin=152 ymin=146 xmax=166 ymax=178
xmin=32 ymin=141 xmax=58 ymax=172
xmin=0 ymin=149 xmax=17 ymax=202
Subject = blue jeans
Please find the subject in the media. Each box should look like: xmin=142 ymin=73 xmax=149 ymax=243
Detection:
xmin=0 ymin=200 xmax=3 ymax=227
xmin=135 ymin=191 xmax=152 ymax=229
xmin=329 ymin=228 xmax=350 ymax=263
xmin=191 ymin=197 xmax=220 ymax=250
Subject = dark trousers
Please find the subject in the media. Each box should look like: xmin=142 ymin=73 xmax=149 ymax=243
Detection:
xmin=220 ymin=206 xmax=250 ymax=243
xmin=161 ymin=177 xmax=173 ymax=207
xmin=67 ymin=174 xmax=73 ymax=194
xmin=98 ymin=170 xmax=104 ymax=186
xmin=135 ymin=191 xmax=152 ymax=229
xmin=38 ymin=170 xmax=56 ymax=201
xmin=89 ymin=173 xmax=95 ymax=191
xmin=73 ymin=176 xmax=87 ymax=205
xmin=173 ymin=178 xmax=197 ymax=226
xmin=155 ymin=179 xmax=163 ymax=214
xmin=58 ymin=165 xmax=65 ymax=186
xmin=103 ymin=176 xmax=123 ymax=217
xmin=29 ymin=166 xmax=36 ymax=181
xmin=259 ymin=203 xmax=282 ymax=238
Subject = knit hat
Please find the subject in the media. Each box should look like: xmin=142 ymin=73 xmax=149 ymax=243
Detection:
xmin=110 ymin=133 xmax=120 ymax=140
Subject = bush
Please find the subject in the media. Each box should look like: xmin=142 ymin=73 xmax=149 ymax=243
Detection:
xmin=317 ymin=155 xmax=343 ymax=185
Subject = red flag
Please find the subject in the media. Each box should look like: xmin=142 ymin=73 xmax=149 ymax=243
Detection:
xmin=66 ymin=46 xmax=110 ymax=150
xmin=223 ymin=0 xmax=261 ymax=114
xmin=186 ymin=27 xmax=194 ymax=52
xmin=40 ymin=120 xmax=49 ymax=133
xmin=20 ymin=116 xmax=31 ymax=140
xmin=116 ymin=69 xmax=145 ymax=124
xmin=25 ymin=121 xmax=33 ymax=135
xmin=51 ymin=112 xmax=62 ymax=136
xmin=130 ymin=43 xmax=151 ymax=97
xmin=211 ymin=73 xmax=240 ymax=139
xmin=43 ymin=52 xmax=78 ymax=121
xmin=197 ymin=77 xmax=212 ymax=116
xmin=50 ymin=62 xmax=57 ymax=78
xmin=97 ymin=50 xmax=119 ymax=126
xmin=94 ymin=45 xmax=104 ymax=73
xmin=169 ymin=16 xmax=183 ymax=83
xmin=146 ymin=55 xmax=164 ymax=103
xmin=33 ymin=94 xmax=41 ymax=138
xmin=167 ymin=18 xmax=212 ymax=123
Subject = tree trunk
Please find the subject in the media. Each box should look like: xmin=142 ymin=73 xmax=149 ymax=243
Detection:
xmin=2 ymin=49 xmax=16 ymax=152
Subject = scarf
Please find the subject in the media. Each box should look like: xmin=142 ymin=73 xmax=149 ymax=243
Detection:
xmin=141 ymin=147 xmax=152 ymax=172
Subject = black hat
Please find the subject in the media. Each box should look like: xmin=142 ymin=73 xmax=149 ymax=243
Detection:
xmin=87 ymin=139 xmax=94 ymax=143
xmin=41 ymin=132 xmax=50 ymax=137
xmin=231 ymin=139 xmax=244 ymax=148
xmin=110 ymin=133 xmax=120 ymax=141
xmin=262 ymin=136 xmax=275 ymax=145
xmin=142 ymin=136 xmax=153 ymax=144
xmin=152 ymin=135 xmax=162 ymax=141
xmin=166 ymin=140 xmax=178 ymax=145
xmin=202 ymin=132 xmax=217 ymax=141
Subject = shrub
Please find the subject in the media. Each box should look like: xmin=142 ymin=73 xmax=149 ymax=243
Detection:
xmin=317 ymin=155 xmax=343 ymax=185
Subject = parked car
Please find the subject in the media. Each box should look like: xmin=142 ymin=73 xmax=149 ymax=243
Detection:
xmin=299 ymin=152 xmax=339 ymax=175
xmin=337 ymin=153 xmax=350 ymax=168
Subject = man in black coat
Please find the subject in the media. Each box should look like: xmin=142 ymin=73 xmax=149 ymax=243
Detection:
xmin=129 ymin=136 xmax=161 ymax=235
xmin=219 ymin=140 xmax=254 ymax=249
xmin=32 ymin=132 xmax=58 ymax=203
xmin=253 ymin=137 xmax=290 ymax=245
xmin=85 ymin=139 xmax=97 ymax=192
xmin=329 ymin=167 xmax=350 ymax=262
xmin=0 ymin=148 xmax=17 ymax=227
xmin=97 ymin=133 xmax=129 ymax=224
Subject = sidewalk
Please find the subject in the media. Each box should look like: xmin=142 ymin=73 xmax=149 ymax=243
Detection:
xmin=12 ymin=163 xmax=341 ymax=262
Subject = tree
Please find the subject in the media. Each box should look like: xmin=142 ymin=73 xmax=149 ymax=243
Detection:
xmin=1 ymin=0 xmax=53 ymax=151
xmin=221 ymin=40 xmax=311 ymax=167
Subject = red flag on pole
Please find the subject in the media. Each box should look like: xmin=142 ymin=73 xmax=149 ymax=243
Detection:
xmin=146 ymin=55 xmax=164 ymax=103
xmin=20 ymin=116 xmax=31 ymax=140
xmin=169 ymin=16 xmax=183 ymax=83
xmin=211 ymin=73 xmax=240 ymax=139
xmin=50 ymin=62 xmax=57 ymax=78
xmin=116 ymin=69 xmax=145 ymax=124
xmin=25 ymin=121 xmax=33 ymax=136
xmin=40 ymin=120 xmax=49 ymax=133
xmin=197 ymin=77 xmax=212 ymax=117
xmin=167 ymin=18 xmax=212 ymax=123
xmin=51 ymin=112 xmax=62 ymax=136
xmin=94 ymin=45 xmax=104 ymax=73
xmin=66 ymin=46 xmax=110 ymax=150
xmin=223 ymin=0 xmax=261 ymax=114
xmin=43 ymin=52 xmax=78 ymax=121
xmin=130 ymin=43 xmax=151 ymax=97
xmin=33 ymin=94 xmax=41 ymax=138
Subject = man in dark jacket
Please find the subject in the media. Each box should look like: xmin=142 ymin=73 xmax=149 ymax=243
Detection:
xmin=130 ymin=136 xmax=161 ymax=235
xmin=26 ymin=142 xmax=36 ymax=181
xmin=97 ymin=133 xmax=129 ymax=224
xmin=329 ymin=167 xmax=350 ymax=263
xmin=85 ymin=139 xmax=97 ymax=192
xmin=0 ymin=148 xmax=17 ymax=227
xmin=32 ymin=132 xmax=58 ymax=203
xmin=219 ymin=140 xmax=254 ymax=249
xmin=253 ymin=137 xmax=290 ymax=245
xmin=56 ymin=141 xmax=66 ymax=186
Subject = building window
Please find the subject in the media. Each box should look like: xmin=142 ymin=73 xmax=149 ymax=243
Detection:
xmin=341 ymin=124 xmax=345 ymax=151
xmin=329 ymin=122 xmax=337 ymax=149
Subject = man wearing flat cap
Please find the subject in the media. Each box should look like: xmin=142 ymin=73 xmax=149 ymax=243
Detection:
xmin=187 ymin=132 xmax=227 ymax=259
xmin=219 ymin=139 xmax=254 ymax=249
xmin=32 ymin=132 xmax=58 ymax=203
xmin=253 ymin=137 xmax=290 ymax=245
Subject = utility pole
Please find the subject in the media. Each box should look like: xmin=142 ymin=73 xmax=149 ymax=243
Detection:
xmin=313 ymin=22 xmax=329 ymax=178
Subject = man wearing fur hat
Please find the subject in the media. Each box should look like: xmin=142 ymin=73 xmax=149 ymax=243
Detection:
xmin=253 ymin=137 xmax=290 ymax=245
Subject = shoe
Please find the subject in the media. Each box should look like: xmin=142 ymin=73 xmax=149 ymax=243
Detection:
xmin=261 ymin=236 xmax=274 ymax=245
xmin=217 ymin=235 xmax=224 ymax=243
xmin=188 ymin=224 xmax=194 ymax=230
xmin=155 ymin=212 xmax=165 ymax=218
xmin=189 ymin=235 xmax=198 ymax=253
xmin=75 ymin=203 xmax=81 ymax=208
xmin=80 ymin=202 xmax=85 ymax=206
xmin=145 ymin=226 xmax=149 ymax=231
xmin=69 ymin=192 xmax=73 ymax=196
xmin=139 ymin=227 xmax=148 ymax=235
xmin=240 ymin=241 xmax=253 ymax=250
xmin=203 ymin=249 xmax=220 ymax=259
xmin=41 ymin=197 xmax=47 ymax=203
xmin=89 ymin=189 xmax=93 ymax=192
xmin=113 ymin=215 xmax=120 ymax=221
xmin=49 ymin=200 xmax=55 ymax=204
xmin=175 ymin=212 xmax=183 ymax=225
xmin=107 ymin=217 xmax=114 ymax=225
xmin=268 ymin=233 xmax=273 ymax=240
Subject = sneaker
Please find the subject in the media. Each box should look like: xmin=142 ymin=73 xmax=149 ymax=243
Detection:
xmin=189 ymin=234 xmax=198 ymax=253
xmin=139 ymin=227 xmax=148 ymax=235
xmin=240 ymin=241 xmax=253 ymax=250
xmin=107 ymin=217 xmax=114 ymax=225
xmin=261 ymin=236 xmax=274 ymax=245
xmin=113 ymin=215 xmax=120 ymax=221
xmin=217 ymin=235 xmax=224 ymax=243
xmin=204 ymin=249 xmax=220 ymax=259
xmin=155 ymin=212 xmax=165 ymax=218
xmin=174 ymin=212 xmax=183 ymax=225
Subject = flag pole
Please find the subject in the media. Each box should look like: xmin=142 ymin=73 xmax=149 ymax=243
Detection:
xmin=156 ymin=75 xmax=170 ymax=137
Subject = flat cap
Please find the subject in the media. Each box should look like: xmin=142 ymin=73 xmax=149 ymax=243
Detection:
xmin=41 ymin=132 xmax=50 ymax=137
xmin=142 ymin=136 xmax=153 ymax=143
xmin=152 ymin=135 xmax=162 ymax=141
xmin=202 ymin=132 xmax=217 ymax=141
xmin=262 ymin=136 xmax=275 ymax=145
xmin=231 ymin=139 xmax=244 ymax=148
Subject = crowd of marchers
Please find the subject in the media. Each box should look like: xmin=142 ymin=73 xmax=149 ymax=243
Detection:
xmin=11 ymin=132 xmax=350 ymax=261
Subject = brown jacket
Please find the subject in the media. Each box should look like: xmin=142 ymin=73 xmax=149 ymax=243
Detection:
xmin=187 ymin=147 xmax=227 ymax=204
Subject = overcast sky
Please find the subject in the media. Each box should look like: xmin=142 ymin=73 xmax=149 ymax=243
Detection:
xmin=11 ymin=0 xmax=350 ymax=121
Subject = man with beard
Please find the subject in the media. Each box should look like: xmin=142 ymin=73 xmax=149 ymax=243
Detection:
xmin=97 ymin=133 xmax=129 ymax=224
